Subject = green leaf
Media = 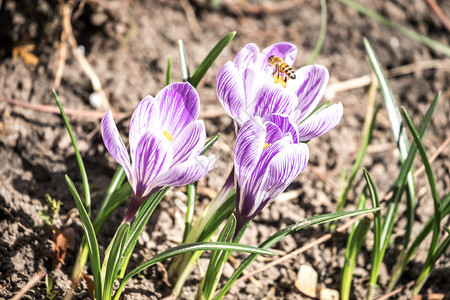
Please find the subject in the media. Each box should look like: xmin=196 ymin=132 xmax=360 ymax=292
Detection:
xmin=166 ymin=56 xmax=172 ymax=86
xmin=182 ymin=133 xmax=222 ymax=243
xmin=363 ymin=170 xmax=382 ymax=298
xmin=102 ymin=222 xmax=130 ymax=299
xmin=183 ymin=182 xmax=197 ymax=243
xmin=178 ymin=40 xmax=190 ymax=82
xmin=190 ymin=31 xmax=236 ymax=88
xmin=382 ymin=92 xmax=441 ymax=292
xmin=335 ymin=104 xmax=380 ymax=219
xmin=117 ymin=188 xmax=170 ymax=276
xmin=341 ymin=217 xmax=370 ymax=300
xmin=198 ymin=190 xmax=236 ymax=242
xmin=72 ymin=167 xmax=128 ymax=281
xmin=65 ymin=175 xmax=102 ymax=299
xmin=403 ymin=107 xmax=441 ymax=295
xmin=202 ymin=133 xmax=221 ymax=155
xmin=214 ymin=208 xmax=380 ymax=300
xmin=53 ymin=90 xmax=91 ymax=215
xmin=201 ymin=214 xmax=237 ymax=300
xmin=363 ymin=38 xmax=416 ymax=246
xmin=113 ymin=242 xmax=275 ymax=300
xmin=340 ymin=0 xmax=450 ymax=57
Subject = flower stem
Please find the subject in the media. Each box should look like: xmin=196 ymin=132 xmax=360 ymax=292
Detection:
xmin=169 ymin=169 xmax=235 ymax=297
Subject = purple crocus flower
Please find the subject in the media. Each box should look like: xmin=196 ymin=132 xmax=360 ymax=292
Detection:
xmin=216 ymin=42 xmax=343 ymax=141
xmin=234 ymin=114 xmax=309 ymax=234
xmin=101 ymin=82 xmax=215 ymax=223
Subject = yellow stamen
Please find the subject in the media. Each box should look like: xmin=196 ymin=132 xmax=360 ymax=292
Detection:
xmin=263 ymin=142 xmax=271 ymax=150
xmin=163 ymin=130 xmax=173 ymax=142
xmin=273 ymin=75 xmax=287 ymax=88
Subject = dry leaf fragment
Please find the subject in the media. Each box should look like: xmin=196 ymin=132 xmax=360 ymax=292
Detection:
xmin=52 ymin=227 xmax=75 ymax=270
xmin=82 ymin=272 xmax=95 ymax=300
xmin=295 ymin=265 xmax=318 ymax=298
xmin=12 ymin=39 xmax=39 ymax=66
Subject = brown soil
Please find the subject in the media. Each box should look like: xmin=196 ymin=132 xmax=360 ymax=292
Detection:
xmin=0 ymin=0 xmax=449 ymax=299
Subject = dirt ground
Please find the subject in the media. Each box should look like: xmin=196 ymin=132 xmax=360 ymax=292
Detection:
xmin=0 ymin=0 xmax=449 ymax=299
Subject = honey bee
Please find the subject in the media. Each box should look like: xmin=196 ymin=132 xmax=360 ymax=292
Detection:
xmin=267 ymin=55 xmax=296 ymax=83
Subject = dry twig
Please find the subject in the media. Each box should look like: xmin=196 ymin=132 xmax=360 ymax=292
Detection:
xmin=425 ymin=0 xmax=450 ymax=31
xmin=59 ymin=0 xmax=109 ymax=109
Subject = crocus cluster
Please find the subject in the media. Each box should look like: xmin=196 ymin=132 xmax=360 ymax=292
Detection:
xmin=101 ymin=82 xmax=215 ymax=222
xmin=216 ymin=42 xmax=343 ymax=232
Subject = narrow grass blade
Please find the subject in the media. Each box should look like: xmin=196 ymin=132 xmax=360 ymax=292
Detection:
xmin=202 ymin=133 xmax=221 ymax=155
xmin=53 ymin=90 xmax=91 ymax=215
xmin=71 ymin=167 xmax=127 ymax=280
xmin=214 ymin=208 xmax=380 ymax=300
xmin=341 ymin=191 xmax=370 ymax=300
xmin=113 ymin=242 xmax=274 ymax=300
xmin=166 ymin=56 xmax=172 ymax=86
xmin=375 ymin=92 xmax=440 ymax=293
xmin=340 ymin=0 xmax=450 ymax=57
xmin=183 ymin=133 xmax=220 ymax=242
xmin=190 ymin=31 xmax=236 ymax=88
xmin=178 ymin=40 xmax=190 ymax=82
xmin=335 ymin=104 xmax=380 ymax=220
xmin=364 ymin=38 xmax=416 ymax=246
xmin=93 ymin=182 xmax=132 ymax=233
xmin=388 ymin=193 xmax=450 ymax=291
xmin=102 ymin=222 xmax=130 ymax=299
xmin=118 ymin=188 xmax=170 ymax=275
xmin=307 ymin=0 xmax=327 ymax=64
xmin=65 ymin=175 xmax=102 ymax=299
xmin=364 ymin=170 xmax=382 ymax=299
xmin=183 ymin=182 xmax=197 ymax=243
xmin=341 ymin=218 xmax=370 ymax=300
xmin=198 ymin=190 xmax=236 ymax=242
xmin=201 ymin=214 xmax=237 ymax=299
xmin=403 ymin=108 xmax=441 ymax=295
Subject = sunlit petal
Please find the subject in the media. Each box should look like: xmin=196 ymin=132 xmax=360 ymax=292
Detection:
xmin=297 ymin=102 xmax=343 ymax=142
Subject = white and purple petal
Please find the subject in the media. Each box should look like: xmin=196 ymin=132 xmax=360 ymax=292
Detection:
xmin=250 ymin=83 xmax=297 ymax=119
xmin=129 ymin=96 xmax=160 ymax=157
xmin=264 ymin=114 xmax=299 ymax=144
xmin=288 ymin=65 xmax=329 ymax=121
xmin=216 ymin=62 xmax=246 ymax=124
xmin=153 ymin=155 xmax=215 ymax=188
xmin=171 ymin=120 xmax=206 ymax=166
xmin=101 ymin=111 xmax=132 ymax=179
xmin=261 ymin=42 xmax=297 ymax=67
xmin=234 ymin=118 xmax=266 ymax=187
xmin=156 ymin=82 xmax=200 ymax=138
xmin=297 ymin=102 xmax=343 ymax=142
xmin=132 ymin=131 xmax=173 ymax=198
xmin=233 ymin=43 xmax=261 ymax=72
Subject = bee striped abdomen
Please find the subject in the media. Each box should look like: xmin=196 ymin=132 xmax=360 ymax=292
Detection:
xmin=280 ymin=63 xmax=296 ymax=79
xmin=267 ymin=55 xmax=296 ymax=84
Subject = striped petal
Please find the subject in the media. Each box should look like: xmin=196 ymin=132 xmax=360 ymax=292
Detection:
xmin=234 ymin=118 xmax=266 ymax=188
xmin=171 ymin=120 xmax=206 ymax=165
xmin=154 ymin=155 xmax=215 ymax=188
xmin=156 ymin=82 xmax=200 ymax=138
xmin=129 ymin=96 xmax=160 ymax=158
xmin=288 ymin=65 xmax=329 ymax=121
xmin=297 ymin=102 xmax=343 ymax=142
xmin=216 ymin=62 xmax=246 ymax=124
xmin=261 ymin=42 xmax=297 ymax=67
xmin=101 ymin=111 xmax=132 ymax=179
xmin=263 ymin=114 xmax=299 ymax=144
xmin=250 ymin=83 xmax=297 ymax=119
xmin=233 ymin=43 xmax=261 ymax=72
xmin=132 ymin=131 xmax=173 ymax=198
